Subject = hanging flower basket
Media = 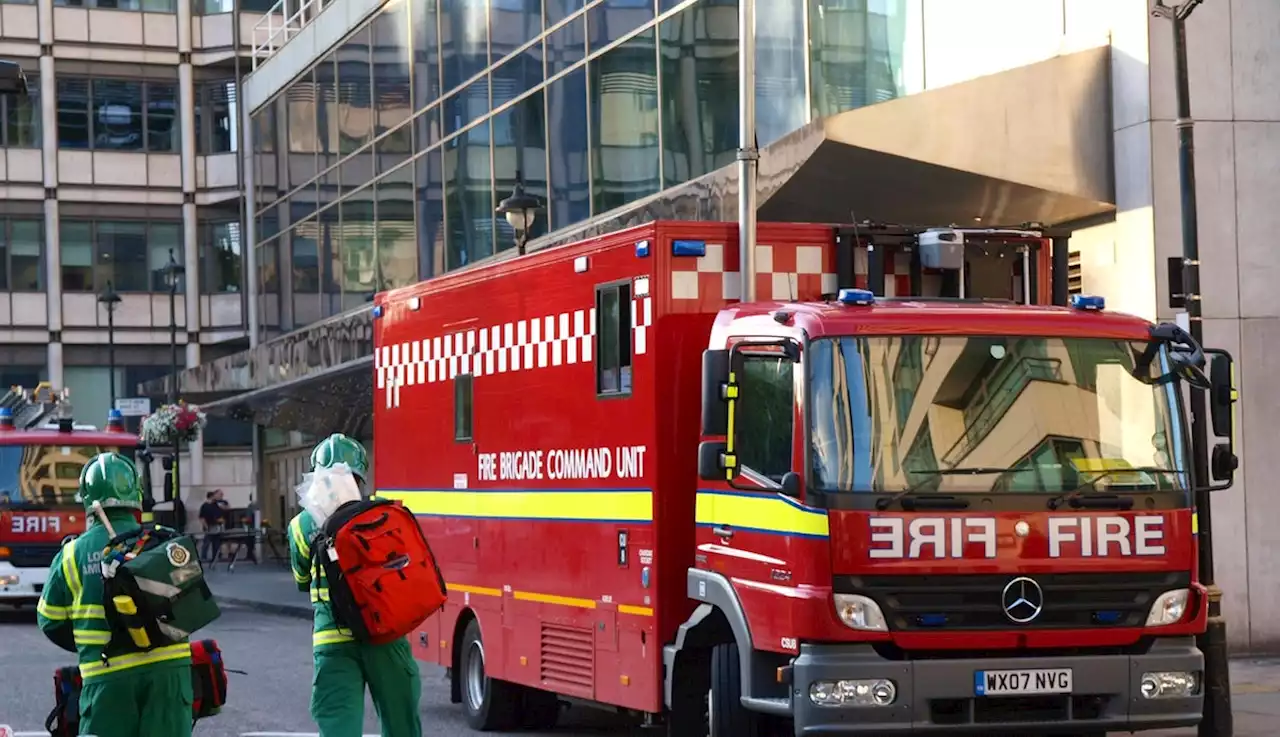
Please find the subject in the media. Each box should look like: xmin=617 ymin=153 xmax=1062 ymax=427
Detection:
xmin=140 ymin=401 xmax=208 ymax=446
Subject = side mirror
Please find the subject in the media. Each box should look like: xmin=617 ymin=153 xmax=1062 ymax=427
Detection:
xmin=1148 ymin=322 xmax=1211 ymax=390
xmin=1205 ymin=349 xmax=1238 ymax=485
xmin=700 ymin=349 xmax=729 ymax=436
xmin=698 ymin=441 xmax=732 ymax=481
xmin=780 ymin=471 xmax=801 ymax=498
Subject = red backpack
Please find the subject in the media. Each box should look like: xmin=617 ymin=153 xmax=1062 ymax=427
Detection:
xmin=314 ymin=498 xmax=448 ymax=645
xmin=190 ymin=639 xmax=229 ymax=720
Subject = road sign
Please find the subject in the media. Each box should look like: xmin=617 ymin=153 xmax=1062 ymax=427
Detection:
xmin=115 ymin=397 xmax=151 ymax=417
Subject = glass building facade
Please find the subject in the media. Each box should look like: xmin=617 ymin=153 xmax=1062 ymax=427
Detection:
xmin=251 ymin=0 xmax=917 ymax=337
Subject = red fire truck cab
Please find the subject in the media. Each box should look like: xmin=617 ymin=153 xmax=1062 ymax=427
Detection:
xmin=0 ymin=384 xmax=140 ymax=607
xmin=372 ymin=220 xmax=1237 ymax=735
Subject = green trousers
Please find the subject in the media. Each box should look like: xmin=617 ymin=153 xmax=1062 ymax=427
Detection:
xmin=80 ymin=662 xmax=193 ymax=737
xmin=311 ymin=637 xmax=422 ymax=737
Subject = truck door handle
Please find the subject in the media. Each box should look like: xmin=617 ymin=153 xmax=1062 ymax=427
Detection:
xmin=713 ymin=526 xmax=734 ymax=539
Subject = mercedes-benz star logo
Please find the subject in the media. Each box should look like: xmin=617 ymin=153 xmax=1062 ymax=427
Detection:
xmin=1001 ymin=576 xmax=1044 ymax=624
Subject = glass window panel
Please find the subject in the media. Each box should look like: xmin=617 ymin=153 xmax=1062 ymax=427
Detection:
xmin=316 ymin=55 xmax=340 ymax=155
xmin=0 ymin=223 xmax=7 ymax=290
xmin=492 ymin=42 xmax=543 ymax=110
xmin=98 ymin=221 xmax=149 ymax=291
xmin=545 ymin=66 xmax=589 ymax=230
xmin=56 ymin=77 xmax=91 ymax=150
xmin=444 ymin=119 xmax=493 ymax=270
xmin=545 ymin=0 xmax=584 ymax=26
xmin=545 ymin=14 xmax=584 ymax=77
xmin=490 ymin=0 xmax=542 ymax=60
xmin=371 ymin=0 xmax=413 ymax=166
xmin=145 ymin=81 xmax=178 ymax=152
xmin=440 ymin=0 xmax=490 ymax=94
xmin=339 ymin=197 xmax=377 ymax=308
xmin=291 ymin=220 xmax=321 ymax=294
xmin=492 ymin=91 xmax=548 ymax=250
xmin=416 ymin=148 xmax=445 ymax=281
xmin=755 ymin=0 xmax=807 ymax=145
xmin=660 ymin=0 xmax=739 ymax=188
xmin=199 ymin=80 xmax=237 ymax=154
xmin=320 ymin=206 xmax=342 ymax=307
xmin=587 ymin=0 xmax=654 ymax=53
xmin=375 ymin=168 xmax=418 ymax=290
xmin=337 ymin=29 xmax=374 ymax=155
xmin=444 ymin=76 xmax=490 ymax=138
xmin=10 ymin=220 xmax=41 ymax=291
xmin=4 ymin=76 xmax=40 ymax=148
xmin=204 ymin=221 xmax=242 ymax=293
xmin=290 ymin=187 xmax=319 ymax=225
xmin=286 ymin=70 xmax=320 ymax=154
xmin=258 ymin=236 xmax=280 ymax=293
xmin=590 ymin=28 xmax=659 ymax=215
xmin=252 ymin=104 xmax=275 ymax=153
xmin=93 ymin=79 xmax=144 ymax=151
xmin=148 ymin=223 xmax=182 ymax=292
xmin=340 ymin=148 xmax=375 ymax=198
xmin=410 ymin=0 xmax=441 ymax=113
xmin=60 ymin=222 xmax=94 ymax=293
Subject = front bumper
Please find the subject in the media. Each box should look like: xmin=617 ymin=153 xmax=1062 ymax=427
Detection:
xmin=789 ymin=637 xmax=1203 ymax=734
xmin=0 ymin=561 xmax=47 ymax=603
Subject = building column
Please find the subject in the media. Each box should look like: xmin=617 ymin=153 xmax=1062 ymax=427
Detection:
xmin=39 ymin=52 xmax=62 ymax=387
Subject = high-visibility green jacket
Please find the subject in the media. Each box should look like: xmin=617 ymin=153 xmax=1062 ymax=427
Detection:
xmin=288 ymin=510 xmax=356 ymax=650
xmin=36 ymin=512 xmax=191 ymax=682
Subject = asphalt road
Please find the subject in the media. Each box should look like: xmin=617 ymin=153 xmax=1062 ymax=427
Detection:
xmin=3 ymin=604 xmax=1276 ymax=736
xmin=0 ymin=604 xmax=643 ymax=737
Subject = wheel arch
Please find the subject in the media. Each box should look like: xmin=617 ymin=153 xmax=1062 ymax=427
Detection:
xmin=662 ymin=569 xmax=756 ymax=708
xmin=449 ymin=607 xmax=479 ymax=704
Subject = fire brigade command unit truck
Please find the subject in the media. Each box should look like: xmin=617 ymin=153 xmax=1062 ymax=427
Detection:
xmin=372 ymin=220 xmax=1238 ymax=735
xmin=0 ymin=384 xmax=141 ymax=608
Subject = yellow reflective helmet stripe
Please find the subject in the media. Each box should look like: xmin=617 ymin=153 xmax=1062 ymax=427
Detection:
xmin=79 ymin=643 xmax=191 ymax=681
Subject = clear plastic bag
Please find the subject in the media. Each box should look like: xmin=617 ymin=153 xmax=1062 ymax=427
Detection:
xmin=295 ymin=462 xmax=362 ymax=528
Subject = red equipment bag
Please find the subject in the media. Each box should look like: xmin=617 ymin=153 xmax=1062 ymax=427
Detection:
xmin=314 ymin=497 xmax=448 ymax=645
xmin=190 ymin=638 xmax=229 ymax=720
xmin=44 ymin=666 xmax=81 ymax=737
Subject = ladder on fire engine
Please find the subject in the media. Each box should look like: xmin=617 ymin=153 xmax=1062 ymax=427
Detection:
xmin=0 ymin=382 xmax=70 ymax=430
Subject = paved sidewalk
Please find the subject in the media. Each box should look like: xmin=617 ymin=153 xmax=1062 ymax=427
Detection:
xmin=205 ymin=563 xmax=312 ymax=618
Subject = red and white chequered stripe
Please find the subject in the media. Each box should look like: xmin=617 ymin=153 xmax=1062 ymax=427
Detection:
xmin=377 ymin=296 xmax=653 ymax=409
xmin=669 ymin=243 xmax=839 ymax=302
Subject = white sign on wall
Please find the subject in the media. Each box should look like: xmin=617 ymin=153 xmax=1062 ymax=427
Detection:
xmin=114 ymin=397 xmax=152 ymax=417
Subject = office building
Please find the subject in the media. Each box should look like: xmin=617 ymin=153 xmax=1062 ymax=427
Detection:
xmin=159 ymin=0 xmax=1280 ymax=650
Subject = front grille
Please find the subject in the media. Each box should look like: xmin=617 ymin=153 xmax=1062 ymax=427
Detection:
xmin=836 ymin=571 xmax=1191 ymax=630
xmin=8 ymin=544 xmax=59 ymax=569
xmin=931 ymin=693 xmax=1112 ymax=726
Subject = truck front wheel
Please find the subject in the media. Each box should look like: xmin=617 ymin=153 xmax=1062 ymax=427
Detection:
xmin=709 ymin=642 xmax=767 ymax=737
xmin=458 ymin=619 xmax=520 ymax=731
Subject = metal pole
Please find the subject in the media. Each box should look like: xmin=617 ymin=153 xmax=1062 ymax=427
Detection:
xmin=737 ymin=0 xmax=758 ymax=303
xmin=168 ymin=253 xmax=178 ymax=406
xmin=106 ymin=298 xmax=116 ymax=407
xmin=1153 ymin=3 xmax=1231 ymax=735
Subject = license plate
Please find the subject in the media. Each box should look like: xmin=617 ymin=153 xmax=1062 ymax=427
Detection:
xmin=974 ymin=668 xmax=1073 ymax=696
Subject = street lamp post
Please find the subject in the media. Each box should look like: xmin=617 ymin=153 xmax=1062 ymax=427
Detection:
xmin=495 ymin=172 xmax=543 ymax=255
xmin=1150 ymin=2 xmax=1230 ymax=736
xmin=97 ymin=279 xmax=121 ymax=408
xmin=162 ymin=249 xmax=186 ymax=514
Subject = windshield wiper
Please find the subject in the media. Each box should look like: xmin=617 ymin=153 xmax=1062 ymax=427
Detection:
xmin=1046 ymin=467 xmax=1183 ymax=510
xmin=873 ymin=468 xmax=1013 ymax=511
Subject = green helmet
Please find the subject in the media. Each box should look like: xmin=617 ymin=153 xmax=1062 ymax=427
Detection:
xmin=310 ymin=433 xmax=369 ymax=481
xmin=78 ymin=452 xmax=143 ymax=511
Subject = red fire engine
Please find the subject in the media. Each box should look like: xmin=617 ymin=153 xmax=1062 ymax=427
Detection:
xmin=372 ymin=220 xmax=1237 ymax=735
xmin=0 ymin=384 xmax=140 ymax=608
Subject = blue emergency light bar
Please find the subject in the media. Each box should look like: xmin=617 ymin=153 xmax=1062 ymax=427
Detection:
xmin=1069 ymin=294 xmax=1106 ymax=311
xmin=635 ymin=240 xmax=651 ymax=258
xmin=0 ymin=408 xmax=11 ymax=418
xmin=837 ymin=288 xmax=876 ymax=306
xmin=672 ymin=240 xmax=707 ymax=258
xmin=372 ymin=304 xmax=385 ymax=319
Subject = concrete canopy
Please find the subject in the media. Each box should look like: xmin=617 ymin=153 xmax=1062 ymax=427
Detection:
xmin=149 ymin=45 xmax=1117 ymax=432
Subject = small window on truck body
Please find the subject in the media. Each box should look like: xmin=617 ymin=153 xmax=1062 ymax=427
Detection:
xmin=455 ymin=373 xmax=473 ymax=441
xmin=596 ymin=281 xmax=633 ymax=396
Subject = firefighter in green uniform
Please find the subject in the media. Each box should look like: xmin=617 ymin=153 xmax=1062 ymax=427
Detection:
xmin=36 ymin=451 xmax=194 ymax=737
xmin=289 ymin=433 xmax=423 ymax=737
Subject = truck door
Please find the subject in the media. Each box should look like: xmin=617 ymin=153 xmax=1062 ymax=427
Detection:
xmin=698 ymin=342 xmax=802 ymax=588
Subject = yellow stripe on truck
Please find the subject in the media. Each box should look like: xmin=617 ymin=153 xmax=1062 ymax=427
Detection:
xmin=376 ymin=489 xmax=653 ymax=523
xmin=695 ymin=490 xmax=829 ymax=538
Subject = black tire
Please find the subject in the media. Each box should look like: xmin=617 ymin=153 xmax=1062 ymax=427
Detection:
xmin=709 ymin=643 xmax=765 ymax=737
xmin=667 ymin=650 xmax=711 ymax=736
xmin=519 ymin=687 xmax=562 ymax=730
xmin=459 ymin=619 xmax=521 ymax=731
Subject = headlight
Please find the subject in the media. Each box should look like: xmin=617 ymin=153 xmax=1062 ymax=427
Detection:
xmin=833 ymin=594 xmax=887 ymax=632
xmin=1146 ymin=588 xmax=1190 ymax=626
xmin=1140 ymin=671 xmax=1201 ymax=699
xmin=810 ymin=679 xmax=897 ymax=707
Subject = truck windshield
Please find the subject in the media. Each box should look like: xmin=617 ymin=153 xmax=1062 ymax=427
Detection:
xmin=0 ymin=445 xmax=116 ymax=507
xmin=808 ymin=335 xmax=1187 ymax=495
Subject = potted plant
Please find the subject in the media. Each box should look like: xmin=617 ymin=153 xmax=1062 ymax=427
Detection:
xmin=140 ymin=400 xmax=208 ymax=447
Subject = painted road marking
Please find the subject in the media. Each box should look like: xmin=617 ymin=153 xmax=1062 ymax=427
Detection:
xmin=242 ymin=733 xmax=382 ymax=736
